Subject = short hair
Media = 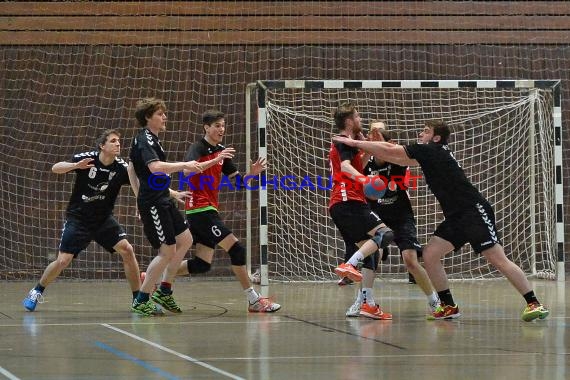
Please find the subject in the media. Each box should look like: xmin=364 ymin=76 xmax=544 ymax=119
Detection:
xmin=426 ymin=119 xmax=450 ymax=144
xmin=202 ymin=109 xmax=225 ymax=126
xmin=369 ymin=119 xmax=387 ymax=130
xmin=379 ymin=129 xmax=393 ymax=142
xmin=134 ymin=98 xmax=166 ymax=127
xmin=96 ymin=129 xmax=120 ymax=151
xmin=333 ymin=102 xmax=357 ymax=131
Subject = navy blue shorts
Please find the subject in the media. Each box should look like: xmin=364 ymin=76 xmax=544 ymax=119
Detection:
xmin=59 ymin=215 xmax=126 ymax=256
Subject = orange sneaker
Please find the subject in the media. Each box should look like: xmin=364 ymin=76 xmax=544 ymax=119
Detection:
xmin=334 ymin=263 xmax=362 ymax=282
xmin=427 ymin=304 xmax=460 ymax=320
xmin=359 ymin=303 xmax=392 ymax=320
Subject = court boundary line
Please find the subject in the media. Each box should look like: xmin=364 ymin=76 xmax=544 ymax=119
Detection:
xmin=101 ymin=323 xmax=246 ymax=380
xmin=0 ymin=366 xmax=20 ymax=380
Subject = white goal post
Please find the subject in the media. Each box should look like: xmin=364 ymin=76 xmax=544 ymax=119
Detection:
xmin=246 ymin=80 xmax=564 ymax=284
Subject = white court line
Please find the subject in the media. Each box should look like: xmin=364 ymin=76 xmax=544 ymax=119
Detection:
xmin=101 ymin=323 xmax=245 ymax=380
xmin=0 ymin=366 xmax=20 ymax=380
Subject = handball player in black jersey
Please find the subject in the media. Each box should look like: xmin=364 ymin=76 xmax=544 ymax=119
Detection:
xmin=128 ymin=98 xmax=202 ymax=316
xmin=23 ymin=130 xmax=142 ymax=312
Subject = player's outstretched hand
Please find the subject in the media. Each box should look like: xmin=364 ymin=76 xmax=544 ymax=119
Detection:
xmin=170 ymin=190 xmax=191 ymax=205
xmin=332 ymin=135 xmax=356 ymax=146
xmin=218 ymin=147 xmax=236 ymax=161
xmin=250 ymin=157 xmax=267 ymax=176
xmin=75 ymin=158 xmax=95 ymax=169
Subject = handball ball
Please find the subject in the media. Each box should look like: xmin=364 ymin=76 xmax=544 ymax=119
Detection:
xmin=364 ymin=176 xmax=387 ymax=200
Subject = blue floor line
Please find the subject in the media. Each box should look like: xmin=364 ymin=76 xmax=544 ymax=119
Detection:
xmin=94 ymin=341 xmax=182 ymax=380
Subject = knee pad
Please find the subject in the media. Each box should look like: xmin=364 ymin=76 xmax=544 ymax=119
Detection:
xmin=186 ymin=257 xmax=211 ymax=274
xmin=228 ymin=242 xmax=246 ymax=266
xmin=362 ymin=251 xmax=380 ymax=271
xmin=372 ymin=227 xmax=394 ymax=250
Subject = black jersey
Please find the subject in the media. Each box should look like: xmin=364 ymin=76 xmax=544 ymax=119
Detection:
xmin=364 ymin=158 xmax=409 ymax=206
xmin=65 ymin=151 xmax=129 ymax=223
xmin=404 ymin=142 xmax=486 ymax=216
xmin=129 ymin=128 xmax=170 ymax=204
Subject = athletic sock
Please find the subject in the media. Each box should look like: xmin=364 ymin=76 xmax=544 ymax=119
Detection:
xmin=159 ymin=282 xmax=172 ymax=295
xmin=427 ymin=291 xmax=439 ymax=305
xmin=245 ymin=287 xmax=260 ymax=304
xmin=437 ymin=289 xmax=455 ymax=306
xmin=362 ymin=288 xmax=376 ymax=306
xmin=523 ymin=290 xmax=538 ymax=305
xmin=136 ymin=292 xmax=150 ymax=303
xmin=34 ymin=284 xmax=45 ymax=293
xmin=347 ymin=251 xmax=365 ymax=267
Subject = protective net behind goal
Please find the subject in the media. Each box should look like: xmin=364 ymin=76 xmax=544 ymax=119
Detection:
xmin=258 ymin=82 xmax=557 ymax=281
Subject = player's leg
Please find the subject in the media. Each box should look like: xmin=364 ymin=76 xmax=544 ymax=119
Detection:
xmin=132 ymin=202 xmax=182 ymax=316
xmin=338 ymin=239 xmax=357 ymax=286
xmin=401 ymin=249 xmax=439 ymax=312
xmin=177 ymin=211 xmax=215 ymax=277
xmin=23 ymin=219 xmax=89 ymax=311
xmin=111 ymin=239 xmax=140 ymax=298
xmin=392 ymin=218 xmax=439 ymax=312
xmin=218 ymin=233 xmax=281 ymax=313
xmin=423 ymin=217 xmax=464 ymax=320
xmin=151 ymin=229 xmax=192 ymax=314
xmin=482 ymin=244 xmax=549 ymax=321
xmin=358 ymin=248 xmax=391 ymax=320
xmin=96 ymin=216 xmax=141 ymax=299
xmin=331 ymin=202 xmax=394 ymax=282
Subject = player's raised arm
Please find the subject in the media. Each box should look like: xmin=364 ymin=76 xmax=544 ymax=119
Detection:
xmin=332 ymin=135 xmax=418 ymax=167
xmin=51 ymin=158 xmax=94 ymax=174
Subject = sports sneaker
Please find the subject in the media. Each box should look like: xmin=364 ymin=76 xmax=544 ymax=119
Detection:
xmin=521 ymin=302 xmax=549 ymax=322
xmin=337 ymin=277 xmax=354 ymax=286
xmin=428 ymin=299 xmax=440 ymax=314
xmin=23 ymin=289 xmax=44 ymax=312
xmin=131 ymin=299 xmax=165 ymax=317
xmin=151 ymin=289 xmax=182 ymax=313
xmin=248 ymin=297 xmax=281 ymax=313
xmin=359 ymin=303 xmax=392 ymax=320
xmin=346 ymin=299 xmax=362 ymax=317
xmin=334 ymin=263 xmax=362 ymax=282
xmin=427 ymin=304 xmax=460 ymax=320
xmin=140 ymin=272 xmax=158 ymax=293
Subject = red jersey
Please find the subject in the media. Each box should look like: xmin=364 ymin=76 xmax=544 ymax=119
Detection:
xmin=183 ymin=138 xmax=237 ymax=213
xmin=328 ymin=142 xmax=367 ymax=208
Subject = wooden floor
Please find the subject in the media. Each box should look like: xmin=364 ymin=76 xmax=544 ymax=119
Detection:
xmin=0 ymin=279 xmax=567 ymax=380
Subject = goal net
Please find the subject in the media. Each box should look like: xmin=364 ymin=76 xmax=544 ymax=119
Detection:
xmin=253 ymin=80 xmax=560 ymax=282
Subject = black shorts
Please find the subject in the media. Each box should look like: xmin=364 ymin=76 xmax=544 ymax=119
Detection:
xmin=434 ymin=201 xmax=501 ymax=254
xmin=329 ymin=200 xmax=382 ymax=243
xmin=186 ymin=209 xmax=232 ymax=249
xmin=59 ymin=215 xmax=127 ymax=256
xmin=370 ymin=201 xmax=422 ymax=255
xmin=139 ymin=197 xmax=188 ymax=249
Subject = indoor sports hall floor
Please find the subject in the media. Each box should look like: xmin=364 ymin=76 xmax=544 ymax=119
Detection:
xmin=0 ymin=279 xmax=567 ymax=380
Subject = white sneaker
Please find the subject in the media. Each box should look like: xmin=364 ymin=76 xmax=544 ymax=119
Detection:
xmin=346 ymin=299 xmax=362 ymax=317
xmin=428 ymin=299 xmax=440 ymax=313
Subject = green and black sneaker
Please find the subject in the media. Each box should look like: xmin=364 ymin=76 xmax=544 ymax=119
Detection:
xmin=152 ymin=289 xmax=182 ymax=313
